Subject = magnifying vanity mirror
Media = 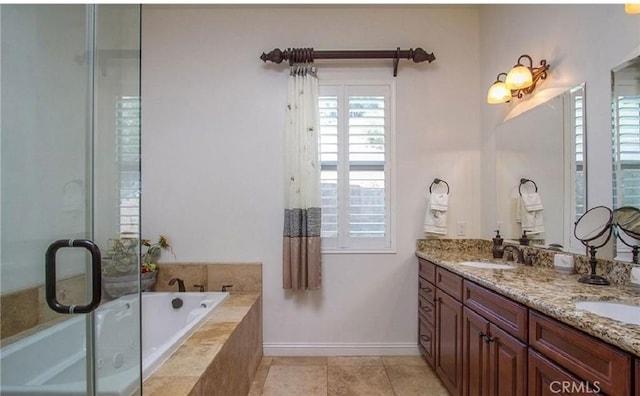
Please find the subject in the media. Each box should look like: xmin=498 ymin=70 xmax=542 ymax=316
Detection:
xmin=613 ymin=206 xmax=640 ymax=263
xmin=611 ymin=55 xmax=640 ymax=264
xmin=574 ymin=205 xmax=612 ymax=285
xmin=495 ymin=83 xmax=586 ymax=253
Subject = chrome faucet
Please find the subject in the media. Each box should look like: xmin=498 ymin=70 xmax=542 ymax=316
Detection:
xmin=168 ymin=277 xmax=186 ymax=292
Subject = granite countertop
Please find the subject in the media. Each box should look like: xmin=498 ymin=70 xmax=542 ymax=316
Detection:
xmin=415 ymin=249 xmax=640 ymax=358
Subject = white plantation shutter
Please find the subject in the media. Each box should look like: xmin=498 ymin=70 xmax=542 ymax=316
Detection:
xmin=116 ymin=96 xmax=141 ymax=237
xmin=613 ymin=96 xmax=640 ymax=208
xmin=319 ymin=83 xmax=394 ymax=252
xmin=574 ymin=93 xmax=585 ymax=220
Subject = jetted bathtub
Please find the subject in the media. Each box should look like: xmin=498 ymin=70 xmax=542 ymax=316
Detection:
xmin=0 ymin=291 xmax=229 ymax=396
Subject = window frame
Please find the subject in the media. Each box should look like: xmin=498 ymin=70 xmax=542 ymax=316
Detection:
xmin=319 ymin=80 xmax=396 ymax=254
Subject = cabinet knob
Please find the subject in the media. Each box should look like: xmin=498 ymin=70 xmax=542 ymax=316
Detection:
xmin=485 ymin=336 xmax=494 ymax=344
xmin=479 ymin=332 xmax=486 ymax=339
xmin=420 ymin=335 xmax=431 ymax=342
xmin=421 ymin=286 xmax=432 ymax=293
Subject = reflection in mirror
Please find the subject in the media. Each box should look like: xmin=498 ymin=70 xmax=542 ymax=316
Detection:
xmin=613 ymin=206 xmax=640 ymax=263
xmin=611 ymin=55 xmax=640 ymax=264
xmin=495 ymin=83 xmax=586 ymax=253
xmin=574 ymin=206 xmax=612 ymax=285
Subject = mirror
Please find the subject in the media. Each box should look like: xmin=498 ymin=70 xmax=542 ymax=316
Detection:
xmin=613 ymin=206 xmax=640 ymax=263
xmin=495 ymin=83 xmax=586 ymax=252
xmin=574 ymin=205 xmax=612 ymax=285
xmin=611 ymin=55 xmax=640 ymax=264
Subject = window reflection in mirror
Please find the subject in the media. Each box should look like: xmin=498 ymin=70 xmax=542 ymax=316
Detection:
xmin=495 ymin=83 xmax=586 ymax=253
xmin=611 ymin=55 xmax=640 ymax=263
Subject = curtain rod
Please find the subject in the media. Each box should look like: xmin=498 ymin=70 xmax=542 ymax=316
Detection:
xmin=259 ymin=47 xmax=436 ymax=77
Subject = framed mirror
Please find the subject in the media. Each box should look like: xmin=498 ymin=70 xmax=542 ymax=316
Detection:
xmin=495 ymin=83 xmax=586 ymax=253
xmin=611 ymin=55 xmax=640 ymax=264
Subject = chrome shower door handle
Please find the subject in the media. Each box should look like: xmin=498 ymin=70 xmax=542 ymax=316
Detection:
xmin=45 ymin=239 xmax=102 ymax=314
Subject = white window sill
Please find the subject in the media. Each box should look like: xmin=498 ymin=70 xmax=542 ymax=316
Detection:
xmin=321 ymin=248 xmax=397 ymax=255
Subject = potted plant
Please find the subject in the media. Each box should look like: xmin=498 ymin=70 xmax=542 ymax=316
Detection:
xmin=102 ymin=235 xmax=174 ymax=298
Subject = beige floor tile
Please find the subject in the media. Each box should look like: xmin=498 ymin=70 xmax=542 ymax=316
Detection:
xmin=381 ymin=355 xmax=429 ymax=367
xmin=248 ymin=357 xmax=273 ymax=395
xmin=328 ymin=364 xmax=394 ymax=396
xmin=271 ymin=356 xmax=328 ymax=366
xmin=262 ymin=365 xmax=328 ymax=396
xmin=385 ymin=364 xmax=449 ymax=396
xmin=328 ymin=356 xmax=383 ymax=366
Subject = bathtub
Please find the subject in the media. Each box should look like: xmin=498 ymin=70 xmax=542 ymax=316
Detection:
xmin=0 ymin=291 xmax=229 ymax=396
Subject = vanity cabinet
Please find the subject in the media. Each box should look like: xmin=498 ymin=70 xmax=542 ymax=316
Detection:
xmin=417 ymin=256 xmax=638 ymax=396
xmin=435 ymin=287 xmax=463 ymax=396
xmin=529 ymin=311 xmax=632 ymax=396
xmin=418 ymin=259 xmax=436 ymax=368
xmin=461 ymin=284 xmax=527 ymax=396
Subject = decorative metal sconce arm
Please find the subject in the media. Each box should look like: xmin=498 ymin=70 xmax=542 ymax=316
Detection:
xmin=487 ymin=54 xmax=550 ymax=103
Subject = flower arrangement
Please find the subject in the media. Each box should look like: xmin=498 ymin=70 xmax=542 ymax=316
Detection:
xmin=102 ymin=235 xmax=174 ymax=277
xmin=141 ymin=235 xmax=174 ymax=273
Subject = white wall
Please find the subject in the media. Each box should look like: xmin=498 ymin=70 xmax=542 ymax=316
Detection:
xmin=142 ymin=5 xmax=481 ymax=354
xmin=479 ymin=5 xmax=640 ymax=259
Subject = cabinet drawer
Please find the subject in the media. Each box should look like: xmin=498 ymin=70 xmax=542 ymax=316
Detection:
xmin=418 ymin=258 xmax=436 ymax=284
xmin=419 ymin=294 xmax=435 ymax=325
xmin=419 ymin=276 xmax=436 ymax=303
xmin=529 ymin=311 xmax=631 ymax=396
xmin=463 ymin=280 xmax=528 ymax=342
xmin=528 ymin=350 xmax=598 ymax=396
xmin=436 ymin=267 xmax=463 ymax=300
xmin=419 ymin=319 xmax=435 ymax=368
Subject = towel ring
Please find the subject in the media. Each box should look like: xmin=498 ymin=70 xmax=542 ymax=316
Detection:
xmin=519 ymin=178 xmax=538 ymax=196
xmin=429 ymin=178 xmax=449 ymax=194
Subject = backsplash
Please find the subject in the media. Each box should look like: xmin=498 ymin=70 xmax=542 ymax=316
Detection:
xmin=416 ymin=238 xmax=636 ymax=285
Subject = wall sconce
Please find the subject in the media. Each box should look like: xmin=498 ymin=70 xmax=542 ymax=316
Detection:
xmin=487 ymin=54 xmax=550 ymax=104
xmin=626 ymin=3 xmax=640 ymax=13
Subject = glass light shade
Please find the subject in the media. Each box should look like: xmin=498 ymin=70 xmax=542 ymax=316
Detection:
xmin=625 ymin=3 xmax=640 ymax=13
xmin=487 ymin=81 xmax=511 ymax=104
xmin=505 ymin=65 xmax=533 ymax=90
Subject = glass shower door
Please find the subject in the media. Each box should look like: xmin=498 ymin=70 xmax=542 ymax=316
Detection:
xmin=0 ymin=5 xmax=141 ymax=395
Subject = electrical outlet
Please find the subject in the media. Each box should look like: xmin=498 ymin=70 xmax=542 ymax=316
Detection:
xmin=457 ymin=221 xmax=466 ymax=236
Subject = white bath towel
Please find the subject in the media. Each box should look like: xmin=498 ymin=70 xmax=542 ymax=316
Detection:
xmin=424 ymin=195 xmax=448 ymax=235
xmin=429 ymin=193 xmax=449 ymax=212
xmin=521 ymin=192 xmax=544 ymax=211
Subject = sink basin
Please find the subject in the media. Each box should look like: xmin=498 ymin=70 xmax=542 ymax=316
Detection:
xmin=459 ymin=261 xmax=515 ymax=270
xmin=575 ymin=301 xmax=640 ymax=325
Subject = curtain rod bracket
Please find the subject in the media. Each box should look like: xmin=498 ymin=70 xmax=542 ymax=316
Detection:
xmin=260 ymin=47 xmax=435 ymax=76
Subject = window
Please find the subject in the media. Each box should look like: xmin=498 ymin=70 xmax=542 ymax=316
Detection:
xmin=116 ymin=96 xmax=141 ymax=237
xmin=572 ymin=90 xmax=585 ymax=221
xmin=319 ymin=82 xmax=394 ymax=252
xmin=613 ymin=95 xmax=640 ymax=208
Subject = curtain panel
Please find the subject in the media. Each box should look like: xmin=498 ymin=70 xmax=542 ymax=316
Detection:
xmin=282 ymin=65 xmax=322 ymax=290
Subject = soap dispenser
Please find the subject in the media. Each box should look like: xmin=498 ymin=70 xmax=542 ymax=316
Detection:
xmin=519 ymin=230 xmax=530 ymax=246
xmin=492 ymin=230 xmax=504 ymax=258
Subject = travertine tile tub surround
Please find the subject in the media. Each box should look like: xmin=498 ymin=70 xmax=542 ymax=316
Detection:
xmin=145 ymin=262 xmax=263 ymax=395
xmin=1 ymin=274 xmax=86 ymax=342
xmin=154 ymin=262 xmax=262 ymax=293
xmin=143 ymin=292 xmax=263 ymax=396
xmin=416 ymin=238 xmax=640 ymax=357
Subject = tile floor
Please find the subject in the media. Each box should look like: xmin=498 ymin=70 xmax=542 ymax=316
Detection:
xmin=248 ymin=356 xmax=449 ymax=396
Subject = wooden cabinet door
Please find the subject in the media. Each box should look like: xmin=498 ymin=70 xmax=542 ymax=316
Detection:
xmin=462 ymin=307 xmax=490 ymax=396
xmin=528 ymin=350 xmax=597 ymax=396
xmin=436 ymin=288 xmax=463 ymax=396
xmin=488 ymin=323 xmax=527 ymax=396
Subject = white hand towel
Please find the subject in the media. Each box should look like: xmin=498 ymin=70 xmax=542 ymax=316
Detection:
xmin=430 ymin=193 xmax=449 ymax=212
xmin=519 ymin=196 xmax=545 ymax=234
xmin=424 ymin=199 xmax=448 ymax=235
xmin=521 ymin=192 xmax=543 ymax=211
